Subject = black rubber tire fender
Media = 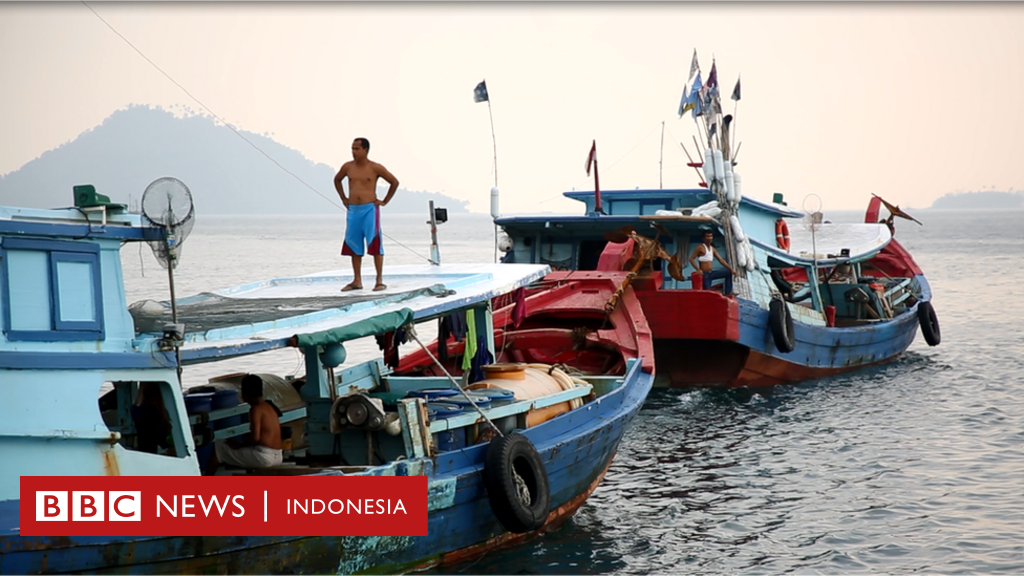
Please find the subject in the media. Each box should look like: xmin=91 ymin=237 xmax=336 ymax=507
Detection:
xmin=917 ymin=301 xmax=941 ymax=346
xmin=483 ymin=432 xmax=550 ymax=534
xmin=769 ymin=298 xmax=796 ymax=353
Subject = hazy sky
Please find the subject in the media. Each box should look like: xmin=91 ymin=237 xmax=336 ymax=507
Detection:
xmin=3 ymin=2 xmax=1023 ymax=214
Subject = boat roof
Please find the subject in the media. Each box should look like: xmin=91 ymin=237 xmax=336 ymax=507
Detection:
xmin=140 ymin=263 xmax=550 ymax=365
xmin=751 ymin=222 xmax=892 ymax=266
xmin=0 ymin=205 xmax=161 ymax=241
xmin=559 ymin=189 xmax=804 ymax=218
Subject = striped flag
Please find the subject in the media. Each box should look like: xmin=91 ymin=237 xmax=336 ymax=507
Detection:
xmin=585 ymin=140 xmax=597 ymax=175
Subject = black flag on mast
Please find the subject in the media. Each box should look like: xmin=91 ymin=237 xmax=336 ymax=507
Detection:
xmin=473 ymin=80 xmax=489 ymax=103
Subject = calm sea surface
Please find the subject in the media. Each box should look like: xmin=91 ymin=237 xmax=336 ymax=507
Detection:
xmin=122 ymin=207 xmax=1024 ymax=575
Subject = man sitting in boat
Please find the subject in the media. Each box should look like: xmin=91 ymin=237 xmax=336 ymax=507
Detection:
xmin=205 ymin=374 xmax=283 ymax=475
xmin=689 ymin=230 xmax=735 ymax=295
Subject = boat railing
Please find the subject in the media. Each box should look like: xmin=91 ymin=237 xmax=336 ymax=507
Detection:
xmin=425 ymin=384 xmax=593 ymax=434
xmin=188 ymin=404 xmax=308 ymax=445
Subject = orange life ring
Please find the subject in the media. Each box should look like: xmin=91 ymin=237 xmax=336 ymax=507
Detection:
xmin=775 ymin=219 xmax=791 ymax=251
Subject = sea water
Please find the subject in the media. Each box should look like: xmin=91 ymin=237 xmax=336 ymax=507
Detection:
xmin=122 ymin=207 xmax=1024 ymax=574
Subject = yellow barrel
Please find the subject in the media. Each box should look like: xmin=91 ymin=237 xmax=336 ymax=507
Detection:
xmin=467 ymin=363 xmax=575 ymax=427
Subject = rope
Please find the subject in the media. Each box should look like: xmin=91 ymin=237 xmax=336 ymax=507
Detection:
xmin=404 ymin=324 xmax=503 ymax=437
xmin=81 ymin=1 xmax=433 ymax=265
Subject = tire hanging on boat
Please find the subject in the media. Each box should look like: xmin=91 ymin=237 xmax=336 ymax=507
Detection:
xmin=769 ymin=298 xmax=796 ymax=353
xmin=483 ymin=432 xmax=550 ymax=533
xmin=917 ymin=301 xmax=941 ymax=346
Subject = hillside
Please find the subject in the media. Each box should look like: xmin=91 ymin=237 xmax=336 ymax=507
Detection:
xmin=0 ymin=105 xmax=469 ymax=215
xmin=930 ymin=190 xmax=1023 ymax=210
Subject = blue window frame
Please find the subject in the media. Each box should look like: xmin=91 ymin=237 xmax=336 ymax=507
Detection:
xmin=1 ymin=238 xmax=104 ymax=341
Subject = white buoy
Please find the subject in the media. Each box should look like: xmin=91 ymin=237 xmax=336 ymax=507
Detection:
xmin=713 ymin=150 xmax=726 ymax=185
xmin=725 ymin=170 xmax=736 ymax=205
xmin=733 ymin=172 xmax=743 ymax=200
xmin=490 ymin=187 xmax=500 ymax=219
xmin=703 ymin=148 xmax=716 ymax=182
xmin=729 ymin=214 xmax=746 ymax=242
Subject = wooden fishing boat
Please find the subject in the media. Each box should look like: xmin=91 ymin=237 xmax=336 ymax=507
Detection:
xmin=0 ymin=184 xmax=655 ymax=573
xmin=492 ymin=60 xmax=940 ymax=388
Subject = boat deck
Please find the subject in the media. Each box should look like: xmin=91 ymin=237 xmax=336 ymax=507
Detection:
xmin=129 ymin=263 xmax=550 ymax=364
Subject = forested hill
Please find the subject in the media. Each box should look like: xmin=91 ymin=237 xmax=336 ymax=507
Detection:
xmin=930 ymin=191 xmax=1023 ymax=209
xmin=0 ymin=105 xmax=469 ymax=215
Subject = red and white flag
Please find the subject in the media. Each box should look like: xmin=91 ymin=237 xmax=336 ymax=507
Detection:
xmin=585 ymin=140 xmax=597 ymax=175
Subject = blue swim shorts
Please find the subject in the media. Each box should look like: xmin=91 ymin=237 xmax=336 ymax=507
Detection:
xmin=341 ymin=203 xmax=383 ymax=256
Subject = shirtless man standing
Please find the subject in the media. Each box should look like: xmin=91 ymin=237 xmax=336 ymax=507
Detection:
xmin=206 ymin=374 xmax=282 ymax=475
xmin=334 ymin=137 xmax=400 ymax=292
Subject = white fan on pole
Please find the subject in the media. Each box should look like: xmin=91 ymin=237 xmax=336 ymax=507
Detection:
xmin=140 ymin=177 xmax=195 ymax=381
xmin=141 ymin=177 xmax=195 ymax=270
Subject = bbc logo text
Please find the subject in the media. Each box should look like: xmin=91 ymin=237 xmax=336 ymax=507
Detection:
xmin=36 ymin=491 xmax=141 ymax=521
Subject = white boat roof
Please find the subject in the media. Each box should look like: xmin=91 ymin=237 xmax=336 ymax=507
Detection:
xmin=158 ymin=263 xmax=549 ymax=365
xmin=786 ymin=222 xmax=892 ymax=260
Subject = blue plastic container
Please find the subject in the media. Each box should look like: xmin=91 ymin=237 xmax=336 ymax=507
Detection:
xmin=183 ymin=393 xmax=215 ymax=471
xmin=448 ymin=393 xmax=492 ymax=409
xmin=466 ymin=388 xmax=515 ymax=406
xmin=407 ymin=388 xmax=460 ymax=401
xmin=184 ymin=393 xmax=213 ymax=415
xmin=426 ymin=402 xmax=465 ymax=452
xmin=425 ymin=402 xmax=463 ymax=419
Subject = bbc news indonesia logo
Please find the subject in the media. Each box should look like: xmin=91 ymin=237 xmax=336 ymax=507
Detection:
xmin=20 ymin=476 xmax=427 ymax=537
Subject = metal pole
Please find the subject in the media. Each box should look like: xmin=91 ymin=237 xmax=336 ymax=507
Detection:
xmin=659 ymin=121 xmax=665 ymax=189
xmin=487 ymin=100 xmax=497 ymax=188
xmin=165 ymin=227 xmax=183 ymax=383
xmin=428 ymin=200 xmax=440 ymax=265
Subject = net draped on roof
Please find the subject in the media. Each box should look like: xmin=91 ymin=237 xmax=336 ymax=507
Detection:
xmin=128 ymin=284 xmax=452 ymax=335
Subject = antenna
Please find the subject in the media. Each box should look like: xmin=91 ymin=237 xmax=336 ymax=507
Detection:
xmin=802 ymin=194 xmax=824 ymax=308
xmin=140 ymin=177 xmax=195 ymax=382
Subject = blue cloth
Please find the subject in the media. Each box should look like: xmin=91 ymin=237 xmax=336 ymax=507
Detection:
xmin=702 ymin=268 xmax=733 ymax=294
xmin=342 ymin=203 xmax=383 ymax=256
xmin=468 ymin=336 xmax=493 ymax=384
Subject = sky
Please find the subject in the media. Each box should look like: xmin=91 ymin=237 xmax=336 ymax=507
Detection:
xmin=3 ymin=2 xmax=1023 ymax=215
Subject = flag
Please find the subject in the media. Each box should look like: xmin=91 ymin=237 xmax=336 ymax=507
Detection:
xmin=706 ymin=61 xmax=718 ymax=92
xmin=731 ymin=76 xmax=741 ymax=101
xmin=681 ymin=72 xmax=702 ymax=117
xmin=473 ymin=80 xmax=489 ymax=103
xmin=687 ymin=49 xmax=700 ymax=84
xmin=700 ymin=60 xmax=721 ymax=120
xmin=585 ymin=140 xmax=597 ymax=175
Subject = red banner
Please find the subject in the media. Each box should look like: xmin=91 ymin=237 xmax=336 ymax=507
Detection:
xmin=20 ymin=476 xmax=427 ymax=537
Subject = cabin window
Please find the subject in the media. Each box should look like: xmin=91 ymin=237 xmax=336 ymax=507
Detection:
xmin=100 ymin=381 xmax=188 ymax=459
xmin=1 ymin=238 xmax=104 ymax=341
xmin=611 ymin=200 xmax=639 ymax=215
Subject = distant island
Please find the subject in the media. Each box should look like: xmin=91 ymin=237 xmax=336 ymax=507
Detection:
xmin=0 ymin=105 xmax=470 ymax=215
xmin=930 ymin=190 xmax=1023 ymax=210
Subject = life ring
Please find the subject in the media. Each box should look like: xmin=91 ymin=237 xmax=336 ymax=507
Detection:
xmin=483 ymin=432 xmax=550 ymax=533
xmin=768 ymin=298 xmax=796 ymax=353
xmin=775 ymin=219 xmax=791 ymax=252
xmin=917 ymin=301 xmax=941 ymax=346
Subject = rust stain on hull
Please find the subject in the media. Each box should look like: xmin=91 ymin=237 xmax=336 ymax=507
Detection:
xmin=103 ymin=450 xmax=121 ymax=476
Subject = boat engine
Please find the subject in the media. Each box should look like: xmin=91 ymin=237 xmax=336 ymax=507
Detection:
xmin=330 ymin=394 xmax=398 ymax=434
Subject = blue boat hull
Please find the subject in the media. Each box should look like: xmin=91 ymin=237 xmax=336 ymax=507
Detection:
xmin=0 ymin=365 xmax=653 ymax=574
xmin=649 ymin=289 xmax=925 ymax=388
